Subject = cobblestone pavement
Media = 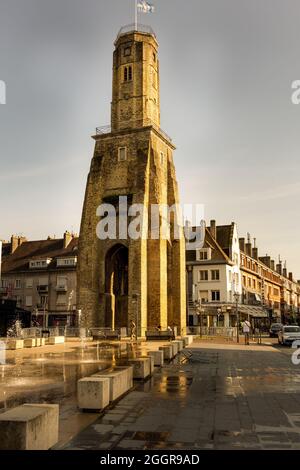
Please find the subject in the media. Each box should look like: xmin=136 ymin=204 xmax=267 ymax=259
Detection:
xmin=62 ymin=340 xmax=300 ymax=450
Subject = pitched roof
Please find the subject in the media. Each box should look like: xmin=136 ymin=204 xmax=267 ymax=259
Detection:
xmin=1 ymin=237 xmax=78 ymax=274
xmin=186 ymin=226 xmax=233 ymax=265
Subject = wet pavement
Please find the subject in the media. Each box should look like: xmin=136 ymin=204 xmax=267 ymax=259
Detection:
xmin=0 ymin=339 xmax=161 ymax=446
xmin=62 ymin=340 xmax=300 ymax=450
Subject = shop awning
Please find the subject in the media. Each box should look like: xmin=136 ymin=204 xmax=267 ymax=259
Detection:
xmin=238 ymin=305 xmax=268 ymax=318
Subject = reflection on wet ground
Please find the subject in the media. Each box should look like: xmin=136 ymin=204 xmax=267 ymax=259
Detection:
xmin=0 ymin=340 xmax=168 ymax=445
xmin=0 ymin=341 xmax=156 ymax=411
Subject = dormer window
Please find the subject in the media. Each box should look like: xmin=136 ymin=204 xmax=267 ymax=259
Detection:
xmin=196 ymin=248 xmax=211 ymax=261
xmin=29 ymin=258 xmax=51 ymax=269
xmin=56 ymin=257 xmax=77 ymax=267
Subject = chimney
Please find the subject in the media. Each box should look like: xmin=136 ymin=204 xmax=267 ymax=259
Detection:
xmin=276 ymin=263 xmax=282 ymax=275
xmin=209 ymin=220 xmax=216 ymax=239
xmin=252 ymin=247 xmax=258 ymax=260
xmin=239 ymin=238 xmax=245 ymax=252
xmin=289 ymin=272 xmax=293 ymax=282
xmin=283 ymin=268 xmax=287 ymax=278
xmin=270 ymin=260 xmax=275 ymax=271
xmin=10 ymin=235 xmax=26 ymax=254
xmin=259 ymin=255 xmax=271 ymax=268
xmin=63 ymin=231 xmax=73 ymax=249
xmin=245 ymin=232 xmax=252 ymax=256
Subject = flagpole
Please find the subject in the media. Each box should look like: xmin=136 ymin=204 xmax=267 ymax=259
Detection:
xmin=135 ymin=0 xmax=138 ymax=31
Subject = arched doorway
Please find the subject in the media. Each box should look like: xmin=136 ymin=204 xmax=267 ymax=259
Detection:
xmin=105 ymin=244 xmax=128 ymax=329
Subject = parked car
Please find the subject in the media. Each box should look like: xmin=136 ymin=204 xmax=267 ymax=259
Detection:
xmin=269 ymin=323 xmax=283 ymax=337
xmin=278 ymin=325 xmax=300 ymax=346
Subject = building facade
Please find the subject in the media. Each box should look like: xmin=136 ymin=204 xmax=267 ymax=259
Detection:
xmin=187 ymin=222 xmax=300 ymax=327
xmin=0 ymin=232 xmax=78 ymax=327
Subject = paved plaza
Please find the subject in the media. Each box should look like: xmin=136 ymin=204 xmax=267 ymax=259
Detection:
xmin=62 ymin=339 xmax=300 ymax=450
xmin=2 ymin=337 xmax=300 ymax=450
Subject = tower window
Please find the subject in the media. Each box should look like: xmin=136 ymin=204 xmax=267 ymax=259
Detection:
xmin=118 ymin=147 xmax=127 ymax=162
xmin=160 ymin=152 xmax=164 ymax=165
xmin=123 ymin=65 xmax=133 ymax=82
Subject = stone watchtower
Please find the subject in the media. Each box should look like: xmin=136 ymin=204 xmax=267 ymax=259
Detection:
xmin=77 ymin=25 xmax=186 ymax=334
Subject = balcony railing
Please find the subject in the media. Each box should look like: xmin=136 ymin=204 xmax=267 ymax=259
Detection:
xmin=95 ymin=120 xmax=172 ymax=143
xmin=116 ymin=23 xmax=156 ymax=40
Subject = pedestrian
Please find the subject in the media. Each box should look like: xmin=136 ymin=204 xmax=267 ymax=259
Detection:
xmin=242 ymin=319 xmax=251 ymax=345
xmin=130 ymin=320 xmax=136 ymax=341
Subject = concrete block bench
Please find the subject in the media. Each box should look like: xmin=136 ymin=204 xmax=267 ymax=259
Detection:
xmin=24 ymin=338 xmax=36 ymax=348
xmin=0 ymin=404 xmax=59 ymax=450
xmin=139 ymin=355 xmax=154 ymax=374
xmin=77 ymin=377 xmax=110 ymax=411
xmin=47 ymin=336 xmax=65 ymax=345
xmin=148 ymin=350 xmax=164 ymax=367
xmin=128 ymin=357 xmax=151 ymax=379
xmin=159 ymin=345 xmax=173 ymax=361
xmin=174 ymin=339 xmax=184 ymax=351
xmin=182 ymin=336 xmax=193 ymax=346
xmin=171 ymin=341 xmax=179 ymax=356
xmin=4 ymin=339 xmax=24 ymax=350
xmin=93 ymin=366 xmax=133 ymax=402
xmin=35 ymin=338 xmax=45 ymax=347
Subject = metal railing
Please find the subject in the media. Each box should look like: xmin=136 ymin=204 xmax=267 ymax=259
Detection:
xmin=187 ymin=326 xmax=237 ymax=338
xmin=116 ymin=23 xmax=156 ymax=40
xmin=95 ymin=120 xmax=172 ymax=143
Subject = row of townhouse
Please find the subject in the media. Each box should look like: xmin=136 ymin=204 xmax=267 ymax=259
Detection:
xmin=0 ymin=232 xmax=78 ymax=327
xmin=1 ymin=222 xmax=299 ymax=329
xmin=186 ymin=220 xmax=300 ymax=328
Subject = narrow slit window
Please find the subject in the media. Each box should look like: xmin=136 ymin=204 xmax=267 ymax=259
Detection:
xmin=118 ymin=147 xmax=127 ymax=162
xmin=128 ymin=66 xmax=133 ymax=81
xmin=124 ymin=67 xmax=128 ymax=82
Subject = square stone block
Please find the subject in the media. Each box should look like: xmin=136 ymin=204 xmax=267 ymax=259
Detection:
xmin=24 ymin=338 xmax=36 ymax=348
xmin=182 ymin=336 xmax=193 ymax=346
xmin=128 ymin=358 xmax=151 ymax=379
xmin=171 ymin=341 xmax=179 ymax=356
xmin=174 ymin=340 xmax=184 ymax=351
xmin=5 ymin=339 xmax=24 ymax=350
xmin=0 ymin=404 xmax=59 ymax=450
xmin=159 ymin=345 xmax=173 ymax=360
xmin=140 ymin=355 xmax=154 ymax=374
xmin=148 ymin=350 xmax=164 ymax=367
xmin=77 ymin=377 xmax=110 ymax=411
xmin=47 ymin=336 xmax=65 ymax=345
xmin=94 ymin=366 xmax=133 ymax=402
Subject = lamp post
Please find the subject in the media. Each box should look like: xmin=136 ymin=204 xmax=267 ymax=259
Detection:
xmin=233 ymin=291 xmax=240 ymax=343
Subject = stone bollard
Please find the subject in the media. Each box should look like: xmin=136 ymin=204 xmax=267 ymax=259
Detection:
xmin=47 ymin=336 xmax=65 ymax=345
xmin=24 ymin=338 xmax=36 ymax=348
xmin=93 ymin=366 xmax=133 ymax=402
xmin=159 ymin=345 xmax=173 ymax=361
xmin=0 ymin=404 xmax=59 ymax=450
xmin=174 ymin=340 xmax=184 ymax=351
xmin=5 ymin=339 xmax=24 ymax=350
xmin=77 ymin=377 xmax=110 ymax=411
xmin=128 ymin=358 xmax=151 ymax=379
xmin=148 ymin=350 xmax=164 ymax=367
xmin=171 ymin=341 xmax=179 ymax=356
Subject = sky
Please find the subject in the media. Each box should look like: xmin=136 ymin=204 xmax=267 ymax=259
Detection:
xmin=0 ymin=0 xmax=300 ymax=277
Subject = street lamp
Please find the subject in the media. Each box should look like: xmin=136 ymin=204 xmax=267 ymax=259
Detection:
xmin=233 ymin=291 xmax=240 ymax=343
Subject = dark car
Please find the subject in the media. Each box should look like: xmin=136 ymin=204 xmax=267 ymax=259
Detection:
xmin=269 ymin=323 xmax=283 ymax=337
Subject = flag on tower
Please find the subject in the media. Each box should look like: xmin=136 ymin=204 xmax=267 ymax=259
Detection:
xmin=137 ymin=1 xmax=155 ymax=13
